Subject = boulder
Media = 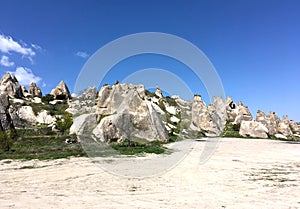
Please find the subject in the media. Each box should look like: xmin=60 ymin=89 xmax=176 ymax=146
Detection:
xmin=239 ymin=120 xmax=268 ymax=138
xmin=17 ymin=106 xmax=37 ymax=123
xmin=274 ymin=133 xmax=287 ymax=140
xmin=0 ymin=73 xmax=23 ymax=98
xmin=28 ymin=82 xmax=42 ymax=97
xmin=94 ymin=83 xmax=168 ymax=142
xmin=50 ymin=81 xmax=71 ymax=100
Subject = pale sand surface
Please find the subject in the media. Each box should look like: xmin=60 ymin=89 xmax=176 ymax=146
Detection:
xmin=0 ymin=138 xmax=299 ymax=209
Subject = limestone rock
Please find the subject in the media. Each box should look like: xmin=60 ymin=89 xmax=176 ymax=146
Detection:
xmin=67 ymin=87 xmax=98 ymax=115
xmin=50 ymin=81 xmax=71 ymax=100
xmin=0 ymin=93 xmax=14 ymax=131
xmin=278 ymin=116 xmax=293 ymax=136
xmin=28 ymin=82 xmax=42 ymax=97
xmin=191 ymin=95 xmax=225 ymax=136
xmin=155 ymin=86 xmax=163 ymax=98
xmin=289 ymin=120 xmax=300 ymax=134
xmin=78 ymin=86 xmax=98 ymax=101
xmin=0 ymin=73 xmax=23 ymax=98
xmin=94 ymin=83 xmax=168 ymax=142
xmin=256 ymin=110 xmax=280 ymax=135
xmin=166 ymin=106 xmax=176 ymax=115
xmin=239 ymin=120 xmax=268 ymax=138
xmin=21 ymin=86 xmax=31 ymax=97
xmin=8 ymin=106 xmax=23 ymax=128
xmin=17 ymin=106 xmax=37 ymax=123
xmin=225 ymin=96 xmax=238 ymax=122
xmin=36 ymin=110 xmax=56 ymax=124
xmin=92 ymin=115 xmax=125 ymax=143
xmin=274 ymin=133 xmax=287 ymax=140
xmin=70 ymin=113 xmax=97 ymax=136
xmin=233 ymin=102 xmax=253 ymax=124
xmin=225 ymin=97 xmax=252 ymax=124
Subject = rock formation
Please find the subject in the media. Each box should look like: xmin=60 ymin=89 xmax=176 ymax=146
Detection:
xmin=0 ymin=73 xmax=23 ymax=98
xmin=0 ymin=93 xmax=14 ymax=131
xmin=93 ymin=83 xmax=168 ymax=142
xmin=239 ymin=120 xmax=269 ymax=138
xmin=191 ymin=95 xmax=225 ymax=136
xmin=289 ymin=119 xmax=300 ymax=134
xmin=0 ymin=69 xmax=299 ymax=142
xmin=66 ymin=87 xmax=98 ymax=115
xmin=277 ymin=116 xmax=293 ymax=136
xmin=28 ymin=82 xmax=42 ymax=97
xmin=50 ymin=81 xmax=71 ymax=100
xmin=226 ymin=97 xmax=252 ymax=124
xmin=256 ymin=110 xmax=280 ymax=135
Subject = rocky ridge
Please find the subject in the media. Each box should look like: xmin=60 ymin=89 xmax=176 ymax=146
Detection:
xmin=0 ymin=73 xmax=299 ymax=144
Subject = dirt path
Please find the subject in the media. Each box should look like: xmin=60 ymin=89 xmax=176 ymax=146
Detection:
xmin=1 ymin=138 xmax=299 ymax=209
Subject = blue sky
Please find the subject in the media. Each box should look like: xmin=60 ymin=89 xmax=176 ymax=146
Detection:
xmin=0 ymin=0 xmax=299 ymax=121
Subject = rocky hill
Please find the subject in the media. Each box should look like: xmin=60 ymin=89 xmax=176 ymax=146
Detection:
xmin=0 ymin=72 xmax=299 ymax=153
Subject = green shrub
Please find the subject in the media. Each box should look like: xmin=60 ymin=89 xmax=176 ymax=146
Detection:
xmin=56 ymin=113 xmax=73 ymax=135
xmin=110 ymin=139 xmax=168 ymax=155
xmin=41 ymin=94 xmax=54 ymax=104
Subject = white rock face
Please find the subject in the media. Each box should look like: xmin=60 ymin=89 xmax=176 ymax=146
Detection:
xmin=36 ymin=110 xmax=55 ymax=124
xmin=278 ymin=116 xmax=293 ymax=136
xmin=66 ymin=87 xmax=98 ymax=116
xmin=50 ymin=81 xmax=71 ymax=100
xmin=289 ymin=120 xmax=300 ymax=134
xmin=166 ymin=106 xmax=176 ymax=115
xmin=18 ymin=106 xmax=37 ymax=123
xmin=70 ymin=113 xmax=97 ymax=136
xmin=226 ymin=97 xmax=252 ymax=124
xmin=0 ymin=73 xmax=23 ymax=98
xmin=239 ymin=121 xmax=268 ymax=138
xmin=170 ymin=116 xmax=180 ymax=123
xmin=28 ymin=82 xmax=42 ymax=97
xmin=256 ymin=110 xmax=280 ymax=136
xmin=94 ymin=83 xmax=168 ymax=142
xmin=191 ymin=95 xmax=226 ymax=136
xmin=31 ymin=97 xmax=42 ymax=104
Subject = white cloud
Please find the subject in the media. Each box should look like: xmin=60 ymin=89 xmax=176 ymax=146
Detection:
xmin=9 ymin=67 xmax=42 ymax=86
xmin=76 ymin=51 xmax=89 ymax=58
xmin=31 ymin=43 xmax=43 ymax=51
xmin=0 ymin=55 xmax=14 ymax=67
xmin=0 ymin=34 xmax=35 ymax=56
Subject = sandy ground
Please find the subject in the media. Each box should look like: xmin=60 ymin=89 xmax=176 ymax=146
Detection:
xmin=0 ymin=138 xmax=299 ymax=209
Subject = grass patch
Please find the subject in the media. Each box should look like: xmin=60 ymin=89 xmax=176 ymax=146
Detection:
xmin=110 ymin=139 xmax=169 ymax=155
xmin=222 ymin=122 xmax=242 ymax=138
xmin=0 ymin=136 xmax=86 ymax=160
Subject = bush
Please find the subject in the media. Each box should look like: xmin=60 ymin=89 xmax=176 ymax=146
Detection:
xmin=56 ymin=113 xmax=73 ymax=135
xmin=41 ymin=94 xmax=54 ymax=104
